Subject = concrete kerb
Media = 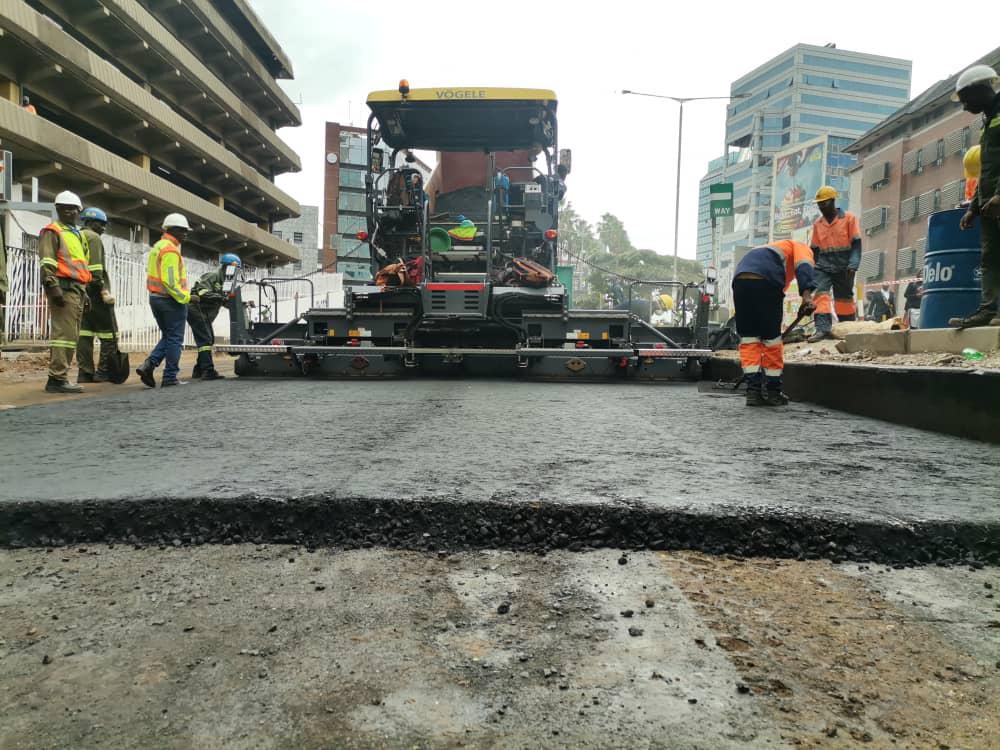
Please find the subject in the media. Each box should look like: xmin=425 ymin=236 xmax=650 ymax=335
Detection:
xmin=703 ymin=357 xmax=1000 ymax=444
xmin=840 ymin=327 xmax=1000 ymax=355
xmin=1 ymin=495 xmax=997 ymax=565
xmin=840 ymin=330 xmax=909 ymax=354
xmin=908 ymin=327 xmax=1000 ymax=354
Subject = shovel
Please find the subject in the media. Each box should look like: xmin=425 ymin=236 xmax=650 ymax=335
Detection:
xmin=781 ymin=303 xmax=816 ymax=342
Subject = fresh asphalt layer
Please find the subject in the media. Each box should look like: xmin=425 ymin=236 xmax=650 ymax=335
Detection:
xmin=1 ymin=380 xmax=997 ymax=560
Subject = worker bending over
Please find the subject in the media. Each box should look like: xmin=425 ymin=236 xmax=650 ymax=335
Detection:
xmin=732 ymin=240 xmax=815 ymax=406
xmin=187 ymin=253 xmax=241 ymax=380
xmin=809 ymin=186 xmax=861 ymax=342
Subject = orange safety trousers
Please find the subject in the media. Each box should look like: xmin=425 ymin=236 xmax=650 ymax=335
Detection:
xmin=739 ymin=337 xmax=784 ymax=377
xmin=813 ymin=292 xmax=856 ymax=317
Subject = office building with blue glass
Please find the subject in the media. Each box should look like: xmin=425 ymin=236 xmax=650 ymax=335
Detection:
xmin=696 ymin=44 xmax=911 ymax=273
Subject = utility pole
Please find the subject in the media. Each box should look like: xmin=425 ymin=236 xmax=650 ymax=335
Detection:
xmin=621 ymin=90 xmax=749 ymax=282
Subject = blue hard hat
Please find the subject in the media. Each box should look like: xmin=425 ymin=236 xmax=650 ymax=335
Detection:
xmin=220 ymin=253 xmax=242 ymax=267
xmin=80 ymin=207 xmax=108 ymax=223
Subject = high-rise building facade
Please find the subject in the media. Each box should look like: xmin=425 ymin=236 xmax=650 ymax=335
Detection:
xmin=696 ymin=44 xmax=912 ymax=273
xmin=0 ymin=0 xmax=302 ymax=264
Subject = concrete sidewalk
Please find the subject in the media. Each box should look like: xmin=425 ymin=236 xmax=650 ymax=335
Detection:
xmin=0 ymin=350 xmax=236 ymax=409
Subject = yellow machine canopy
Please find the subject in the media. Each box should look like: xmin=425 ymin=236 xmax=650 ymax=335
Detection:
xmin=366 ymin=87 xmax=558 ymax=152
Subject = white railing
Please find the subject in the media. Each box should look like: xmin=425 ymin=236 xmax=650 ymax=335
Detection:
xmin=3 ymin=240 xmax=343 ymax=352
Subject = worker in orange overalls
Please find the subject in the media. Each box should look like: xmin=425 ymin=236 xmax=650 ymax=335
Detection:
xmin=808 ymin=186 xmax=862 ymax=342
xmin=732 ymin=240 xmax=815 ymax=406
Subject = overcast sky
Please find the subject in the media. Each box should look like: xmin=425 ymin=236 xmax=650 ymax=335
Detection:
xmin=250 ymin=0 xmax=986 ymax=259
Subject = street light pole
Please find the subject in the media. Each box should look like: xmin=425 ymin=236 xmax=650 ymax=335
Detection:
xmin=672 ymin=101 xmax=684 ymax=283
xmin=622 ymin=90 xmax=748 ymax=282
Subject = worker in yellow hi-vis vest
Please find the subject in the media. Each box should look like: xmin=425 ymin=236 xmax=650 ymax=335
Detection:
xmin=136 ymin=214 xmax=191 ymax=388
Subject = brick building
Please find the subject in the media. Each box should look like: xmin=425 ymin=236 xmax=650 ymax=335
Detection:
xmin=845 ymin=47 xmax=1000 ymax=290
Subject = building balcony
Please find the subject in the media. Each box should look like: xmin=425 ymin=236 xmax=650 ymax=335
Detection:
xmin=0 ymin=100 xmax=300 ymax=264
xmin=1 ymin=5 xmax=298 ymax=223
xmin=135 ymin=0 xmax=300 ymax=129
xmin=18 ymin=0 xmax=300 ymax=177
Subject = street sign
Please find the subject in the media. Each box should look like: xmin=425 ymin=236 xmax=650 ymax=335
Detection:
xmin=709 ymin=182 xmax=733 ymax=219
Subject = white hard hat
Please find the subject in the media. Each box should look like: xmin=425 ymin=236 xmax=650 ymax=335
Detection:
xmin=54 ymin=190 xmax=83 ymax=209
xmin=952 ymin=64 xmax=999 ymax=101
xmin=162 ymin=212 xmax=191 ymax=231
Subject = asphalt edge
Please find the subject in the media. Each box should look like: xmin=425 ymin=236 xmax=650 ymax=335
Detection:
xmin=2 ymin=495 xmax=997 ymax=564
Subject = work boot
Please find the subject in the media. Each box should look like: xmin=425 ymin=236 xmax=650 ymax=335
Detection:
xmin=161 ymin=379 xmax=188 ymax=388
xmin=77 ymin=371 xmax=95 ymax=383
xmin=93 ymin=370 xmax=110 ymax=383
xmin=949 ymin=307 xmax=997 ymax=329
xmin=201 ymin=369 xmax=225 ymax=381
xmin=45 ymin=377 xmax=83 ymax=394
xmin=745 ymin=388 xmax=766 ymax=407
xmin=809 ymin=313 xmax=833 ymax=342
xmin=191 ymin=365 xmax=204 ymax=379
xmin=808 ymin=330 xmax=834 ymax=343
xmin=763 ymin=389 xmax=790 ymax=406
xmin=991 ymin=318 xmax=1000 ymax=327
xmin=136 ymin=361 xmax=156 ymax=389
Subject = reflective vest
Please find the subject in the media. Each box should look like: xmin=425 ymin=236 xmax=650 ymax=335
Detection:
xmin=39 ymin=223 xmax=92 ymax=285
xmin=146 ymin=234 xmax=189 ymax=303
xmin=810 ymin=210 xmax=860 ymax=256
xmin=965 ymin=177 xmax=978 ymax=203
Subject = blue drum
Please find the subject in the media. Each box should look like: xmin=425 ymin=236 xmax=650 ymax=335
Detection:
xmin=920 ymin=208 xmax=982 ymax=329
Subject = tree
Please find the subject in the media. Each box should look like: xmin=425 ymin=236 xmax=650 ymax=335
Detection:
xmin=596 ymin=214 xmax=634 ymax=255
xmin=557 ymin=209 xmax=707 ymax=309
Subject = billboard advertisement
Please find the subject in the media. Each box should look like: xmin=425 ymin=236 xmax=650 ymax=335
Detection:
xmin=770 ymin=136 xmax=827 ymax=243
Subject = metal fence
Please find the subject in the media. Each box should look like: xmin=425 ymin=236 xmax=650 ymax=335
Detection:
xmin=2 ymin=239 xmax=343 ymax=352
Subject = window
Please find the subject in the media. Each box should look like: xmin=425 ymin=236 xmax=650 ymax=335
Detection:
xmin=338 ymin=192 xmax=366 ymax=212
xmin=732 ymin=56 xmax=795 ymax=97
xmin=963 ymin=126 xmax=972 ymax=150
xmin=293 ymin=231 xmax=304 ymax=244
xmin=273 ymin=230 xmax=282 ymax=239
xmin=915 ymin=149 xmax=924 ymax=174
xmin=337 ymin=261 xmax=373 ymax=281
xmin=800 ymin=94 xmax=899 ymax=117
xmin=802 ymin=55 xmax=910 ymax=80
xmin=339 ymin=133 xmax=366 ymax=165
xmin=899 ymin=196 xmax=917 ymax=221
xmin=802 ymin=74 xmax=908 ymax=99
xmin=861 ymin=206 xmax=889 ymax=233
xmin=337 ymin=215 xmax=367 ymax=235
xmin=339 ymin=168 xmax=366 ymax=189
xmin=799 ymin=113 xmax=873 ymax=132
xmin=338 ymin=240 xmax=370 ymax=261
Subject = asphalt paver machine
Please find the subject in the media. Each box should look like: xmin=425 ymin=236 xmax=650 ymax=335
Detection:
xmin=218 ymin=84 xmax=714 ymax=380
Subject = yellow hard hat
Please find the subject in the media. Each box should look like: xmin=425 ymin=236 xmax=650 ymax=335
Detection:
xmin=658 ymin=293 xmax=674 ymax=311
xmin=815 ymin=185 xmax=838 ymax=203
xmin=963 ymin=146 xmax=981 ymax=180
